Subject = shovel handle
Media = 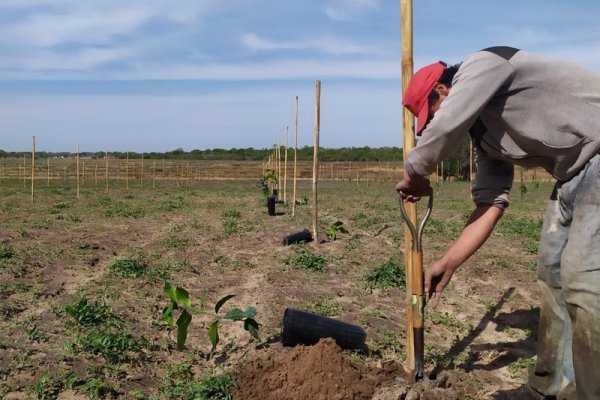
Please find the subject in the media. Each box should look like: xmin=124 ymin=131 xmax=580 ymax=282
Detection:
xmin=399 ymin=193 xmax=432 ymax=381
xmin=399 ymin=194 xmax=433 ymax=252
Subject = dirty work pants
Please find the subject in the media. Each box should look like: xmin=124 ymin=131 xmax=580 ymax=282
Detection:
xmin=530 ymin=154 xmax=600 ymax=400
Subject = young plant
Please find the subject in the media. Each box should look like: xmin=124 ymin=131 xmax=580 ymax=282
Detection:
xmin=326 ymin=221 xmax=349 ymax=241
xmin=163 ymin=282 xmax=193 ymax=351
xmin=262 ymin=169 xmax=278 ymax=186
xmin=208 ymin=294 xmax=260 ymax=357
xmin=161 ymin=284 xmax=260 ymax=355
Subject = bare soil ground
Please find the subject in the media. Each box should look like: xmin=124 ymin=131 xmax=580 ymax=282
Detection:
xmin=0 ymin=177 xmax=550 ymax=399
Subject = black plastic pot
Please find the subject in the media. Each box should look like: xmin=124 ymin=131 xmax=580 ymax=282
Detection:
xmin=267 ymin=195 xmax=276 ymax=216
xmin=281 ymin=308 xmax=367 ymax=350
xmin=282 ymin=229 xmax=313 ymax=245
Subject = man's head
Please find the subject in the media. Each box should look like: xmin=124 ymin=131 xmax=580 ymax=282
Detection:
xmin=402 ymin=61 xmax=459 ymax=135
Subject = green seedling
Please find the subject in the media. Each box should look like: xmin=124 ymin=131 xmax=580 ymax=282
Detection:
xmin=262 ymin=169 xmax=278 ymax=186
xmin=326 ymin=221 xmax=349 ymax=241
xmin=163 ymin=282 xmax=193 ymax=351
xmin=208 ymin=294 xmax=260 ymax=358
xmin=162 ymin=283 xmax=260 ymax=356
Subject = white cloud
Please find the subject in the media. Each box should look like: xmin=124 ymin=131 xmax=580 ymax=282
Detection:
xmin=3 ymin=47 xmax=130 ymax=71
xmin=241 ymin=32 xmax=383 ymax=56
xmin=324 ymin=0 xmax=381 ymax=22
xmin=6 ymin=7 xmax=154 ymax=47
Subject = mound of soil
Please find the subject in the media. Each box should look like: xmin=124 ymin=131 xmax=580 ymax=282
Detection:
xmin=234 ymin=338 xmax=403 ymax=400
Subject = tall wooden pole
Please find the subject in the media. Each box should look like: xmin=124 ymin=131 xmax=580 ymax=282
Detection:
xmin=105 ymin=151 xmax=109 ymax=194
xmin=401 ymin=0 xmax=418 ymax=371
xmin=140 ymin=153 xmax=144 ymax=189
xmin=312 ymin=80 xmax=321 ymax=241
xmin=31 ymin=136 xmax=35 ymax=203
xmin=284 ymin=126 xmax=288 ymax=204
xmin=76 ymin=144 xmax=80 ymax=198
xmin=293 ymin=96 xmax=299 ymax=216
xmin=126 ymin=152 xmax=129 ymax=190
xmin=47 ymin=158 xmax=50 ymax=187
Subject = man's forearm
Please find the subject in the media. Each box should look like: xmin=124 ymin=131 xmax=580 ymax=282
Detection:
xmin=438 ymin=205 xmax=504 ymax=271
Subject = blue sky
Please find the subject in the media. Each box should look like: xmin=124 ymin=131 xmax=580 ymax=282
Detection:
xmin=2 ymin=0 xmax=600 ymax=152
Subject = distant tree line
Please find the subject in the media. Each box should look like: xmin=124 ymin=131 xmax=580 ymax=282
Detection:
xmin=0 ymin=146 xmax=405 ymax=162
xmin=0 ymin=141 xmax=476 ymax=180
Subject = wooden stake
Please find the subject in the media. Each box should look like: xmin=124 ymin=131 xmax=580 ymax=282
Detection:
xmin=76 ymin=144 xmax=80 ymax=198
xmin=293 ymin=96 xmax=299 ymax=216
xmin=105 ymin=151 xmax=109 ymax=194
xmin=31 ymin=136 xmax=35 ymax=203
xmin=47 ymin=158 xmax=50 ymax=187
xmin=140 ymin=153 xmax=144 ymax=189
xmin=312 ymin=80 xmax=321 ymax=241
xmin=401 ymin=0 xmax=418 ymax=371
xmin=284 ymin=126 xmax=288 ymax=204
xmin=153 ymin=161 xmax=156 ymax=189
xmin=277 ymin=142 xmax=281 ymax=194
xmin=126 ymin=152 xmax=129 ymax=190
xmin=141 ymin=153 xmax=144 ymax=189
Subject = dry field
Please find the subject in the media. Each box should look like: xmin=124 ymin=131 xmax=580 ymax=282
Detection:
xmin=0 ymin=162 xmax=551 ymax=399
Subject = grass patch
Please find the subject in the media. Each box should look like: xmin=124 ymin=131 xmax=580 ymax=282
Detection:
xmin=0 ymin=244 xmax=16 ymax=259
xmin=508 ymin=356 xmax=536 ymax=378
xmin=351 ymin=212 xmax=384 ymax=229
xmin=429 ymin=310 xmax=466 ymax=332
xmin=303 ymin=296 xmax=346 ymax=317
xmin=63 ymin=297 xmax=115 ymax=327
xmin=66 ymin=327 xmax=141 ymax=364
xmin=364 ymin=257 xmax=405 ymax=290
xmin=108 ymin=256 xmax=148 ymax=278
xmin=32 ymin=370 xmax=113 ymax=400
xmin=497 ymin=214 xmax=542 ymax=254
xmin=284 ymin=246 xmax=327 ymax=272
xmin=425 ymin=217 xmax=463 ymax=237
xmin=48 ymin=203 xmax=69 ymax=214
xmin=162 ymin=364 xmax=235 ymax=400
xmin=101 ymin=199 xmax=144 ymax=218
xmin=163 ymin=236 xmax=190 ymax=249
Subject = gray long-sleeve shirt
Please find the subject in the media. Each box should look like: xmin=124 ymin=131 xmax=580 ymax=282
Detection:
xmin=406 ymin=47 xmax=600 ymax=207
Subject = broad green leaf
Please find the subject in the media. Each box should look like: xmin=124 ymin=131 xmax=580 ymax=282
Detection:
xmin=175 ymin=287 xmax=191 ymax=308
xmin=214 ymin=294 xmax=236 ymax=314
xmin=223 ymin=308 xmax=245 ymax=321
xmin=208 ymin=321 xmax=219 ymax=354
xmin=244 ymin=318 xmax=260 ymax=340
xmin=224 ymin=306 xmax=256 ymax=321
xmin=164 ymin=282 xmax=177 ymax=303
xmin=162 ymin=303 xmax=175 ymax=328
xmin=176 ymin=310 xmax=192 ymax=351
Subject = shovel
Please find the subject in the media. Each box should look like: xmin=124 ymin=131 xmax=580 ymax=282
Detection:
xmin=399 ymin=193 xmax=433 ymax=381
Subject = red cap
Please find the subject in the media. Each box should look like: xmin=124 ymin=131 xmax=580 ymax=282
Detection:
xmin=402 ymin=62 xmax=446 ymax=135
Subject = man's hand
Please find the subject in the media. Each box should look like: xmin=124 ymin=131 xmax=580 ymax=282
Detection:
xmin=424 ymin=261 xmax=456 ymax=308
xmin=396 ymin=171 xmax=432 ymax=202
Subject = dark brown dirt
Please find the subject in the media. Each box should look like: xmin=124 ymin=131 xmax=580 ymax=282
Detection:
xmin=234 ymin=338 xmax=403 ymax=400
